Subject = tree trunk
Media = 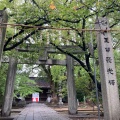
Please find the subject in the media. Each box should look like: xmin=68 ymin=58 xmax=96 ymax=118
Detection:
xmin=50 ymin=80 xmax=58 ymax=104
xmin=41 ymin=65 xmax=58 ymax=103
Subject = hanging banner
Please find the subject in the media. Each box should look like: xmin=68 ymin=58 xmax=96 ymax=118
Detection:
xmin=32 ymin=92 xmax=39 ymax=102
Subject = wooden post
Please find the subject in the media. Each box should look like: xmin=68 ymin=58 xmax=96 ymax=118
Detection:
xmin=0 ymin=10 xmax=8 ymax=66
xmin=1 ymin=57 xmax=17 ymax=117
xmin=95 ymin=17 xmax=120 ymax=120
xmin=66 ymin=55 xmax=77 ymax=114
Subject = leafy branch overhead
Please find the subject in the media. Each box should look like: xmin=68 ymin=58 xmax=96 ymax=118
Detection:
xmin=1 ymin=0 xmax=119 ymax=51
xmin=14 ymin=73 xmax=42 ymax=98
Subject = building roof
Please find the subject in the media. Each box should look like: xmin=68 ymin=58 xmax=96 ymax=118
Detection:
xmin=29 ymin=77 xmax=51 ymax=88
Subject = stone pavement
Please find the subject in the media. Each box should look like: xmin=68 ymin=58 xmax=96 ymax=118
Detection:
xmin=13 ymin=103 xmax=71 ymax=120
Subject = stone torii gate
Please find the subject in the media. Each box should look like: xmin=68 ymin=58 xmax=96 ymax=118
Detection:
xmin=1 ymin=42 xmax=82 ymax=116
xmin=1 ymin=54 xmax=78 ymax=116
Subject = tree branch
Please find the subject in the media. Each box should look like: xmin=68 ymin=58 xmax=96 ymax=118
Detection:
xmin=4 ymin=17 xmax=50 ymax=49
xmin=31 ymin=0 xmax=40 ymax=9
xmin=50 ymin=42 xmax=101 ymax=92
xmin=4 ymin=28 xmax=43 ymax=51
xmin=50 ymin=42 xmax=88 ymax=71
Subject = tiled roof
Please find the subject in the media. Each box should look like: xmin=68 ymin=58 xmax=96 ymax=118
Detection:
xmin=29 ymin=77 xmax=50 ymax=88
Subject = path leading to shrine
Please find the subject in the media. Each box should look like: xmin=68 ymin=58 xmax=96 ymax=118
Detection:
xmin=13 ymin=103 xmax=71 ymax=120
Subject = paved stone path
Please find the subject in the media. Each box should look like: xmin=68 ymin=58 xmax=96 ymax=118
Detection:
xmin=14 ymin=103 xmax=71 ymax=120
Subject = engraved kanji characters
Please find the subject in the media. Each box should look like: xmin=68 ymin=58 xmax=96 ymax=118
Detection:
xmin=101 ymin=19 xmax=116 ymax=86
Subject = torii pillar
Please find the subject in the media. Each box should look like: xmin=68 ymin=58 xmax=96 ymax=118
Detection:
xmin=1 ymin=57 xmax=17 ymax=117
xmin=66 ymin=55 xmax=77 ymax=114
xmin=96 ymin=17 xmax=120 ymax=120
xmin=0 ymin=10 xmax=8 ymax=66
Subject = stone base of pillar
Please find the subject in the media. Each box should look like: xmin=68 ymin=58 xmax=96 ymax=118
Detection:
xmin=68 ymin=109 xmax=78 ymax=115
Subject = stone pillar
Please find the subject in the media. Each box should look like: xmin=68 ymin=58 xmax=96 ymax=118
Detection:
xmin=1 ymin=57 xmax=17 ymax=117
xmin=66 ymin=55 xmax=77 ymax=114
xmin=0 ymin=10 xmax=8 ymax=66
xmin=95 ymin=17 xmax=120 ymax=120
xmin=58 ymin=81 xmax=63 ymax=105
